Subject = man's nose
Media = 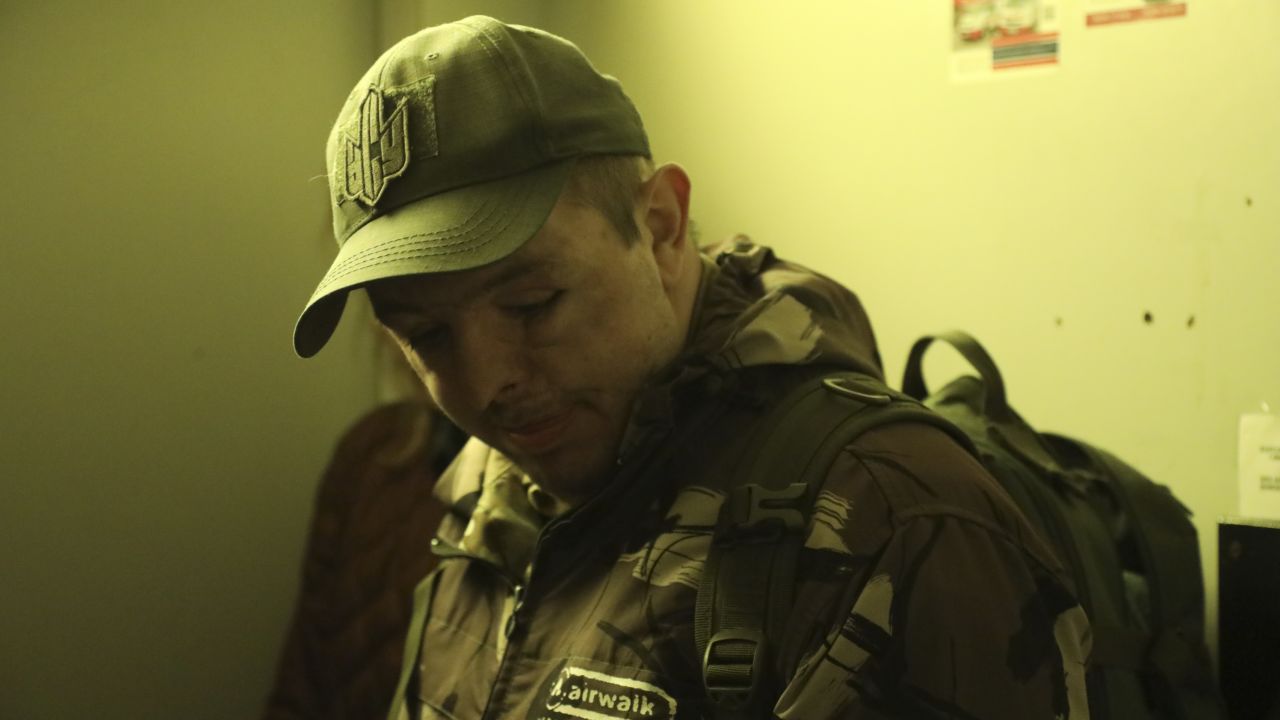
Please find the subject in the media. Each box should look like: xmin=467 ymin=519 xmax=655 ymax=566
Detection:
xmin=455 ymin=320 xmax=530 ymax=408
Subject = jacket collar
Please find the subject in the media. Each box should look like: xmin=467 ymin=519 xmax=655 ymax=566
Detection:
xmin=431 ymin=238 xmax=885 ymax=576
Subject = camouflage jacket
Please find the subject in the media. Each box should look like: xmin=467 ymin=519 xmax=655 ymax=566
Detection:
xmin=389 ymin=239 xmax=1091 ymax=720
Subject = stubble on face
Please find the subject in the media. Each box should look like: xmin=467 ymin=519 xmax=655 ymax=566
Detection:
xmin=372 ymin=199 xmax=685 ymax=506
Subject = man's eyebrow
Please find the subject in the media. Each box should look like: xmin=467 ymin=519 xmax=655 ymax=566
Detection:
xmin=370 ymin=256 xmax=559 ymax=322
xmin=479 ymin=255 xmax=558 ymax=294
xmin=370 ymin=302 xmax=422 ymax=326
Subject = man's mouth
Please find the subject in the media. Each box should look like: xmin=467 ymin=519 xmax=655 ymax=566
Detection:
xmin=502 ymin=410 xmax=573 ymax=454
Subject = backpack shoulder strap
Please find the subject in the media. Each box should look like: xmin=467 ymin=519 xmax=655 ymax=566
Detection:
xmin=695 ymin=369 xmax=968 ymax=718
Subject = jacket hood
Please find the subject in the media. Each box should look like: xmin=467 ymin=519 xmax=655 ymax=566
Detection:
xmin=431 ymin=238 xmax=884 ymax=576
xmin=685 ymin=237 xmax=883 ymax=380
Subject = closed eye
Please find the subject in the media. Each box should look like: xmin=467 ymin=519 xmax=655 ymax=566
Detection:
xmin=506 ymin=290 xmax=563 ymax=319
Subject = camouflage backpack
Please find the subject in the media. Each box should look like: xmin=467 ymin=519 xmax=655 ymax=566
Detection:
xmin=695 ymin=331 xmax=1226 ymax=720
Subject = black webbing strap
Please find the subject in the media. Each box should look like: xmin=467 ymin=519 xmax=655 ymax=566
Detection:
xmin=697 ymin=483 xmax=807 ymax=716
xmin=902 ymin=331 xmax=1014 ymax=422
xmin=695 ymin=371 xmax=961 ymax=718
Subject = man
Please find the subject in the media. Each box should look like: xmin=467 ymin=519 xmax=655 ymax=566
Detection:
xmin=293 ymin=16 xmax=1090 ymax=719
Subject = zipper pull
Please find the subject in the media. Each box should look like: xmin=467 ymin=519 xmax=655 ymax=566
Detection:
xmin=429 ymin=536 xmax=466 ymax=559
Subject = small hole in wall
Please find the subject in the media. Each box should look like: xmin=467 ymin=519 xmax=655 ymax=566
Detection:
xmin=1187 ymin=315 xmax=1196 ymax=328
xmin=1144 ymin=311 xmax=1154 ymax=324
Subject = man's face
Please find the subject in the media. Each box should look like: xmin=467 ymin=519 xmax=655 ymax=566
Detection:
xmin=367 ymin=193 xmax=685 ymax=504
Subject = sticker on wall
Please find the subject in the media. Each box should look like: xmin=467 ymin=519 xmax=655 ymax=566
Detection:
xmin=952 ymin=0 xmax=1061 ymax=81
xmin=1239 ymin=411 xmax=1280 ymax=521
xmin=1087 ymin=0 xmax=1187 ymax=27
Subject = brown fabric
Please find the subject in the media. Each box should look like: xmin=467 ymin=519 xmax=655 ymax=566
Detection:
xmin=262 ymin=401 xmax=452 ymax=720
xmin=388 ymin=240 xmax=1091 ymax=719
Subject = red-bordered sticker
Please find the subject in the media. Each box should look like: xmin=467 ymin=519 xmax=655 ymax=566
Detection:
xmin=1088 ymin=2 xmax=1187 ymax=27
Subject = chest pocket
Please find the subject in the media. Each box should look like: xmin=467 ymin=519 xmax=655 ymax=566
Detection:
xmin=399 ymin=565 xmax=505 ymax=719
xmin=416 ymin=614 xmax=500 ymax=717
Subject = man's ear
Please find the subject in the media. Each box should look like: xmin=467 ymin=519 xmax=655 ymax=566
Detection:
xmin=639 ymin=163 xmax=692 ymax=290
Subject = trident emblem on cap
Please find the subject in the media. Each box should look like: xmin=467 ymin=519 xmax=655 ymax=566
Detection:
xmin=340 ymin=86 xmax=410 ymax=207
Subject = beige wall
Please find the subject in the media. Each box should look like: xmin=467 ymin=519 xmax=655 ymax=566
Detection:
xmin=4 ymin=1 xmax=1276 ymax=715
xmin=419 ymin=0 xmax=1280 ymax=665
xmin=0 ymin=2 xmax=380 ymax=717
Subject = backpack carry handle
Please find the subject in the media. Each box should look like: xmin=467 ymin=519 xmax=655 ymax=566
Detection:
xmin=902 ymin=331 xmax=1013 ymax=422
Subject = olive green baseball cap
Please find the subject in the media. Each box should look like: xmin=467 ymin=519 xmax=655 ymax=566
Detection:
xmin=293 ymin=15 xmax=649 ymax=358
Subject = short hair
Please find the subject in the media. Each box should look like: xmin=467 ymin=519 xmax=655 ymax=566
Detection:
xmin=563 ymin=154 xmax=655 ymax=244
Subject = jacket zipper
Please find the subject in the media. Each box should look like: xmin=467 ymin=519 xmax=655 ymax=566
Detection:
xmin=477 ymin=520 xmax=563 ymax=720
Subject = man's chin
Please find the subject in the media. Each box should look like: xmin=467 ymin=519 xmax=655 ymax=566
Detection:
xmin=516 ymin=450 xmax=615 ymax=508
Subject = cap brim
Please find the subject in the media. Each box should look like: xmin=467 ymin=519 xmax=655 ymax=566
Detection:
xmin=293 ymin=159 xmax=575 ymax=358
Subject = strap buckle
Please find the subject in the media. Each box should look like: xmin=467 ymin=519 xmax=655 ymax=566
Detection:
xmin=724 ymin=483 xmax=808 ymax=540
xmin=703 ymin=629 xmax=767 ymax=714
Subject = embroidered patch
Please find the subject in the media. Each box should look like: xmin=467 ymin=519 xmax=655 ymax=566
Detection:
xmin=531 ymin=664 xmax=677 ymax=720
xmin=339 ymin=85 xmax=411 ymax=207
